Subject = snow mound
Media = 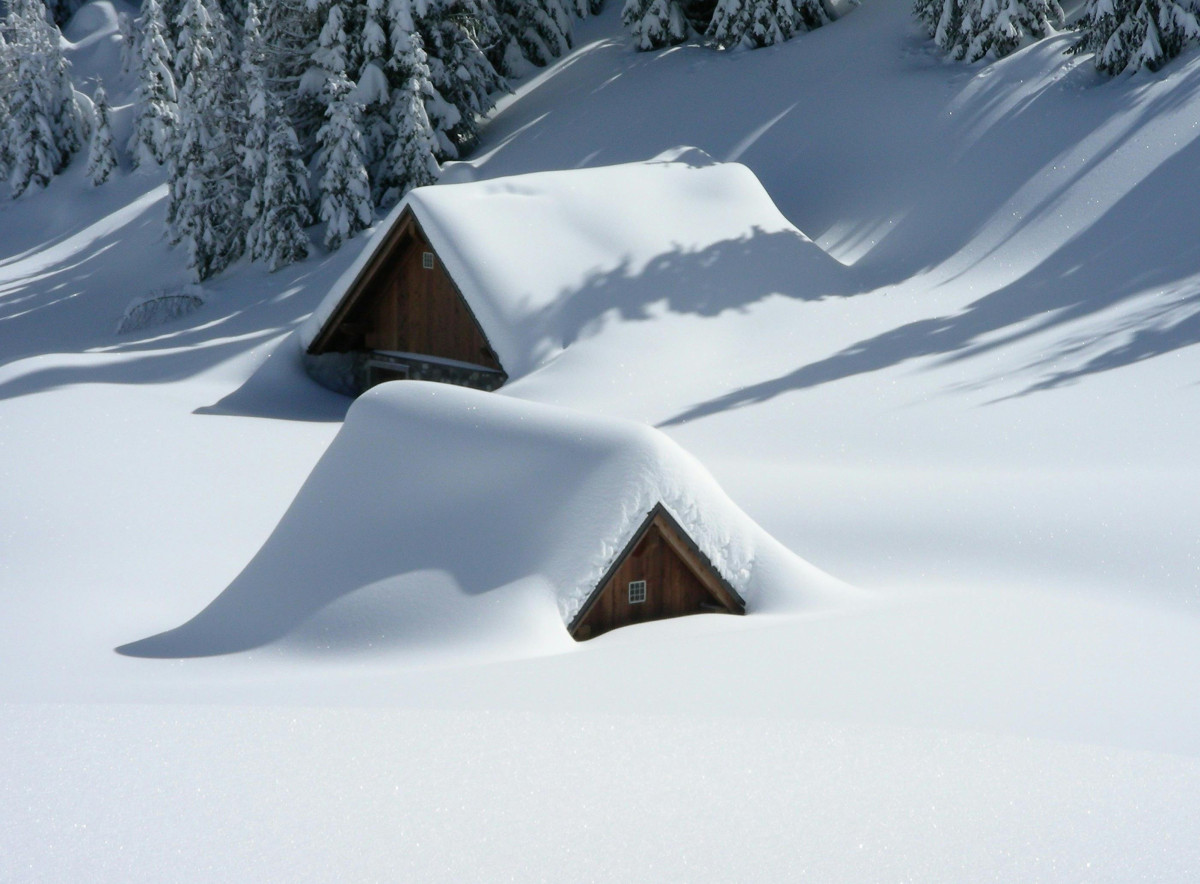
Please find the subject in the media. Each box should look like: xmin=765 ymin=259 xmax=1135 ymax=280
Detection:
xmin=119 ymin=382 xmax=844 ymax=659
xmin=301 ymin=154 xmax=846 ymax=379
xmin=115 ymin=288 xmax=205 ymax=334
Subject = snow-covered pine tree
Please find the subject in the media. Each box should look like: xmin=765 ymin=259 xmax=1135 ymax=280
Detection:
xmin=957 ymin=0 xmax=1063 ymax=62
xmin=914 ymin=0 xmax=965 ymax=57
xmin=118 ymin=11 xmax=138 ymax=74
xmin=173 ymin=0 xmax=236 ymax=89
xmin=708 ymin=0 xmax=828 ymax=48
xmin=260 ymin=98 xmax=312 ymax=269
xmin=1071 ymin=0 xmax=1200 ymax=74
xmin=622 ymin=0 xmax=689 ymax=50
xmin=314 ymin=1 xmax=373 ymax=249
xmin=386 ymin=0 xmax=461 ymax=159
xmin=168 ymin=0 xmax=246 ymax=279
xmin=494 ymin=0 xmax=573 ymax=71
xmin=3 ymin=0 xmax=86 ymax=196
xmin=86 ymin=81 xmax=117 ymax=185
xmin=376 ymin=23 xmax=439 ymax=204
xmin=0 ymin=28 xmax=11 ymax=184
xmin=411 ymin=0 xmax=506 ymax=157
xmin=241 ymin=0 xmax=271 ymax=259
xmin=355 ymin=0 xmax=395 ymax=178
xmin=128 ymin=0 xmax=179 ymax=168
xmin=259 ymin=0 xmax=323 ymax=157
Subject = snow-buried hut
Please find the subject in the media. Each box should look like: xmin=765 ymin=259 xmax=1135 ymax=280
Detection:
xmin=119 ymin=383 xmax=842 ymax=658
xmin=300 ymin=150 xmax=844 ymax=396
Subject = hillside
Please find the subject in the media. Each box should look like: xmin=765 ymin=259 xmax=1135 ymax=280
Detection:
xmin=2 ymin=0 xmax=1200 ymax=880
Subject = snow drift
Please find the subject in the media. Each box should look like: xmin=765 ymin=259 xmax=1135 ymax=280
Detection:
xmin=119 ymin=382 xmax=843 ymax=659
xmin=301 ymin=149 xmax=847 ymax=381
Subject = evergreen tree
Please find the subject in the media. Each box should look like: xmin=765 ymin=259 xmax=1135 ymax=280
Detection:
xmin=355 ymin=0 xmax=395 ymax=178
xmin=622 ymin=0 xmax=689 ymax=50
xmin=4 ymin=0 xmax=85 ymax=196
xmin=259 ymin=0 xmax=323 ymax=157
xmin=958 ymin=0 xmax=1062 ymax=61
xmin=260 ymin=101 xmax=312 ymax=269
xmin=118 ymin=11 xmax=138 ymax=75
xmin=708 ymin=0 xmax=827 ymax=48
xmin=86 ymin=81 xmax=117 ymax=185
xmin=314 ymin=1 xmax=373 ymax=249
xmin=914 ymin=0 xmax=965 ymax=57
xmin=1071 ymin=0 xmax=1200 ymax=74
xmin=377 ymin=26 xmax=439 ymax=204
xmin=168 ymin=0 xmax=245 ymax=279
xmin=411 ymin=0 xmax=506 ymax=157
xmin=0 ymin=27 xmax=13 ymax=184
xmin=128 ymin=0 xmax=179 ymax=168
xmin=494 ymin=0 xmax=573 ymax=69
xmin=241 ymin=0 xmax=271 ymax=258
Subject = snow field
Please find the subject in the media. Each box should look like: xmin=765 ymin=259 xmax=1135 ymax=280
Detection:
xmin=1 ymin=0 xmax=1199 ymax=880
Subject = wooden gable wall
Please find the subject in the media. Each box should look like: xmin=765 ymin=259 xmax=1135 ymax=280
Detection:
xmin=570 ymin=506 xmax=745 ymax=641
xmin=310 ymin=210 xmax=503 ymax=373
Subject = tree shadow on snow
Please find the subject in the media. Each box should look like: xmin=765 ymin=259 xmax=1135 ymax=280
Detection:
xmin=528 ymin=226 xmax=855 ymax=353
xmin=0 ymin=179 xmax=356 ymax=421
xmin=663 ymin=107 xmax=1200 ymax=425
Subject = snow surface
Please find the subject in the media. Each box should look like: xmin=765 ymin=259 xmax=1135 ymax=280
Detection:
xmin=302 ymin=149 xmax=845 ymax=378
xmin=3 ymin=0 xmax=1200 ymax=880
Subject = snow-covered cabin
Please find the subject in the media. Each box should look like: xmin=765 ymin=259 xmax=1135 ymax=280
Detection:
xmin=300 ymin=150 xmax=843 ymax=396
xmin=120 ymin=383 xmax=842 ymax=657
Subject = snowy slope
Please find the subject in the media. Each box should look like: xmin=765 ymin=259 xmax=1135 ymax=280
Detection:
xmin=2 ymin=0 xmax=1200 ymax=880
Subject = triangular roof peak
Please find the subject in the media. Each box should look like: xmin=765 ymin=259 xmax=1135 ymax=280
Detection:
xmin=568 ymin=501 xmax=746 ymax=640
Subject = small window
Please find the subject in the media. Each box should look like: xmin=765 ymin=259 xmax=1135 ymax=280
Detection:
xmin=422 ymin=251 xmax=435 ymax=270
xmin=628 ymin=580 xmax=647 ymax=604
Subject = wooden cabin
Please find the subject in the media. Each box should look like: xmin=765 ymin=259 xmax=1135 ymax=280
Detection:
xmin=569 ymin=503 xmax=745 ymax=641
xmin=304 ymin=207 xmax=507 ymax=395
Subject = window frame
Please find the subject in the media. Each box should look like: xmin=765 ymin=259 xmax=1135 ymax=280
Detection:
xmin=628 ymin=580 xmax=647 ymax=604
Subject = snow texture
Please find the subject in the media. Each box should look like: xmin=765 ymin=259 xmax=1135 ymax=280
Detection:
xmin=301 ymin=150 xmax=846 ymax=378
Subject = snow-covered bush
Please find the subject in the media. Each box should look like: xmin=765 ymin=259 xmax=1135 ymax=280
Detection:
xmin=1070 ymin=0 xmax=1200 ymax=74
xmin=116 ymin=288 xmax=206 ymax=332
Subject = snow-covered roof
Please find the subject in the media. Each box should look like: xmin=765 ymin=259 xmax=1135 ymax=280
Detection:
xmin=300 ymin=149 xmax=844 ymax=378
xmin=122 ymin=382 xmax=843 ymax=658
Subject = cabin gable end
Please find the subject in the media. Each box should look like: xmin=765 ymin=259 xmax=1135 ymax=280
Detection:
xmin=569 ymin=503 xmax=745 ymax=641
xmin=305 ymin=207 xmax=506 ymax=394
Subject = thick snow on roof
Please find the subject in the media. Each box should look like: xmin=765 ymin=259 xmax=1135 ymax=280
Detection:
xmin=121 ymin=382 xmax=843 ymax=659
xmin=300 ymin=150 xmax=845 ymax=377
